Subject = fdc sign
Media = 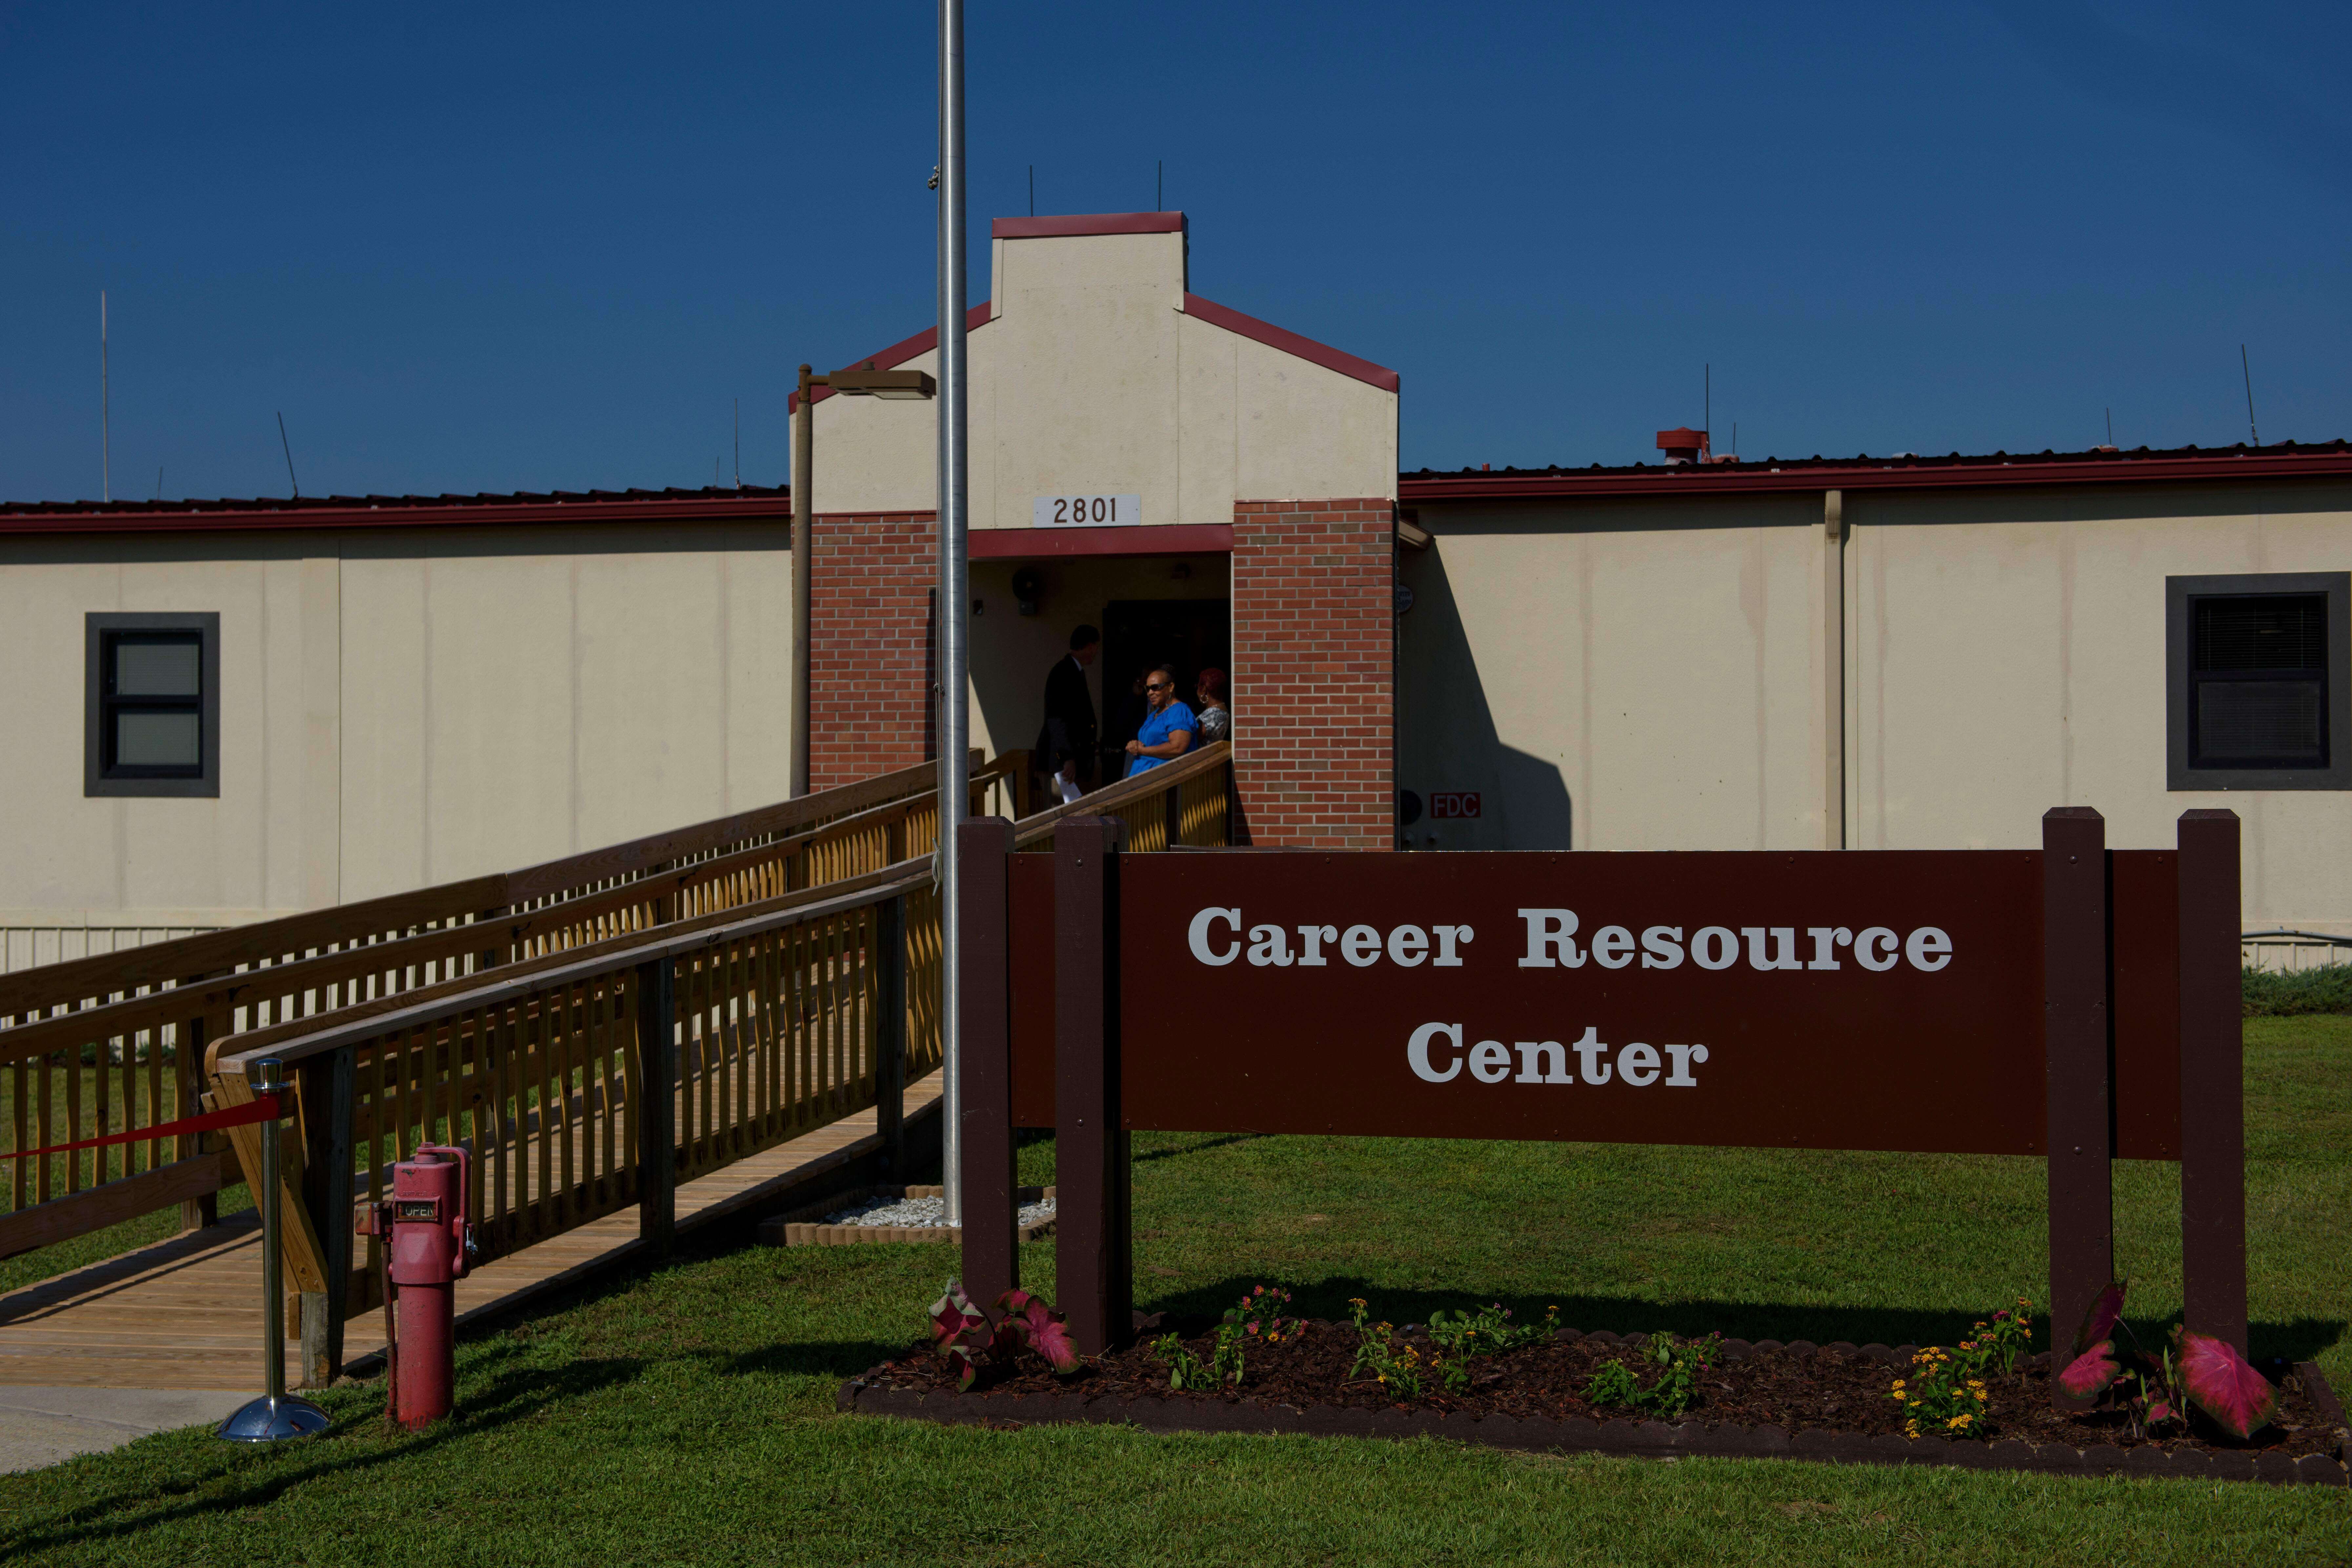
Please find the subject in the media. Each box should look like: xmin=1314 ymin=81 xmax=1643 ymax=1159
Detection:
xmin=953 ymin=810 xmax=2246 ymax=1369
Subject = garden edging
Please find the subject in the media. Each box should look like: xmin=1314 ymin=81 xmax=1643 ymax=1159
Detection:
xmin=837 ymin=1328 xmax=2350 ymax=1487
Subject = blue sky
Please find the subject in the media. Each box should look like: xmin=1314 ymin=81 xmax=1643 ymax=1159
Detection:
xmin=3 ymin=1 xmax=2345 ymax=502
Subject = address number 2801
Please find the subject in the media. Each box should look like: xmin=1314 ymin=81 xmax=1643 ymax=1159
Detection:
xmin=1034 ymin=494 xmax=1142 ymax=528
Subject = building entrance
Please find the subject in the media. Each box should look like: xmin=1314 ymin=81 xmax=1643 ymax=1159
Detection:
xmin=1099 ymin=597 xmax=1230 ymax=782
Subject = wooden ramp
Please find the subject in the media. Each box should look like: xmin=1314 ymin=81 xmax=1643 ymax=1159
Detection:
xmin=0 ymin=1074 xmax=940 ymax=1391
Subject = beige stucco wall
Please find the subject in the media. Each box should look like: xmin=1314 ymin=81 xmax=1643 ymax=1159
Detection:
xmin=1401 ymin=478 xmax=2352 ymax=930
xmin=809 ymin=225 xmax=1397 ymax=525
xmin=1847 ymin=479 xmax=2352 ymax=931
xmin=1399 ymin=496 xmax=1830 ymax=853
xmin=0 ymin=534 xmax=342 ymax=934
xmin=0 ymin=519 xmax=795 ymax=931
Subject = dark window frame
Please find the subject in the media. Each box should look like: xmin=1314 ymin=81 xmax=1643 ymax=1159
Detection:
xmin=2166 ymin=573 xmax=2348 ymax=791
xmin=84 ymin=612 xmax=220 ymax=798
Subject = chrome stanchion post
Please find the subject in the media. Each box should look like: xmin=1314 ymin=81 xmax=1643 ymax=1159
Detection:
xmin=219 ymin=1056 xmax=331 ymax=1442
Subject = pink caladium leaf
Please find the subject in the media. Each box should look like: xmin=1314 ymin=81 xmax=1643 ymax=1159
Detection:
xmin=946 ymin=1343 xmax=982 ymax=1392
xmin=2058 ymin=1340 xmax=2122 ymax=1399
xmin=1011 ymin=1295 xmax=1082 ymax=1375
xmin=2144 ymin=1398 xmax=2177 ymax=1426
xmin=930 ymin=1281 xmax=984 ymax=1353
xmin=2174 ymin=1328 xmax=2277 ymax=1440
xmin=2071 ymin=1280 xmax=2128 ymax=1358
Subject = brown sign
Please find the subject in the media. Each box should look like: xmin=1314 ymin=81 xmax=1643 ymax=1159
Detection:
xmin=959 ymin=811 xmax=2241 ymax=1364
xmin=1118 ymin=851 xmax=2049 ymax=1155
xmin=1006 ymin=850 xmax=2184 ymax=1158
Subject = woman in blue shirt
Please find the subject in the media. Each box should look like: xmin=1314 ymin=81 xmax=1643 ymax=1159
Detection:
xmin=1123 ymin=664 xmax=1197 ymax=776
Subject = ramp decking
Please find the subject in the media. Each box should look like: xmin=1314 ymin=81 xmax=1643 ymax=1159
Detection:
xmin=0 ymin=1074 xmax=939 ymax=1391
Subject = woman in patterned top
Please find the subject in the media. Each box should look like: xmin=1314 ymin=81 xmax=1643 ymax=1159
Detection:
xmin=1195 ymin=668 xmax=1231 ymax=745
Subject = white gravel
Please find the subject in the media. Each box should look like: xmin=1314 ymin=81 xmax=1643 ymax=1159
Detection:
xmin=821 ymin=1194 xmax=1056 ymax=1229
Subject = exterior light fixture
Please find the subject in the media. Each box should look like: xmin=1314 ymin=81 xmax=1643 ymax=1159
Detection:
xmin=828 ymin=367 xmax=938 ymax=400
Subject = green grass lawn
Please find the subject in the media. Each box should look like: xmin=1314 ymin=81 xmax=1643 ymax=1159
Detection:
xmin=0 ymin=1018 xmax=2347 ymax=1566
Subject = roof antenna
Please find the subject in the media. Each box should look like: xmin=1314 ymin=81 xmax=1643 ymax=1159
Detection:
xmin=2241 ymin=346 xmax=2261 ymax=447
xmin=1703 ymin=363 xmax=1710 ymax=460
xmin=155 ymin=464 xmax=163 ymax=501
xmin=2106 ymin=407 xmax=2114 ymax=447
xmin=276 ymin=411 xmax=300 ymax=498
xmin=733 ymin=397 xmax=740 ymax=488
xmin=101 ymin=291 xmax=110 ymax=503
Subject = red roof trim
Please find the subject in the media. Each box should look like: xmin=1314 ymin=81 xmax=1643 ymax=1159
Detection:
xmin=1180 ymin=294 xmax=1400 ymax=393
xmin=970 ymin=523 xmax=1232 ymax=560
xmin=789 ymin=302 xmax=994 ymax=413
xmin=1400 ymin=449 xmax=2352 ymax=503
xmin=990 ymin=212 xmax=1185 ymax=239
xmin=0 ymin=491 xmax=791 ymax=536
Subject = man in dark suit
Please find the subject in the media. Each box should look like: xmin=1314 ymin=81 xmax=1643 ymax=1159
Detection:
xmin=1035 ymin=624 xmax=1101 ymax=801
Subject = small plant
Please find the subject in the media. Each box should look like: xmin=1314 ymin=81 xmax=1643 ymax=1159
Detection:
xmin=1346 ymin=1297 xmax=1425 ymax=1399
xmin=2056 ymin=1280 xmax=2278 ymax=1442
xmin=1583 ymin=1331 xmax=1718 ymax=1417
xmin=928 ymin=1280 xmax=1081 ymax=1392
xmin=1425 ymin=1302 xmax=1558 ymax=1391
xmin=1152 ymin=1333 xmax=1219 ymax=1391
xmin=1149 ymin=1285 xmax=1304 ymax=1392
xmin=1890 ymin=1345 xmax=1991 ymax=1438
xmin=1224 ymin=1284 xmax=1301 ymax=1347
xmin=1888 ymin=1297 xmax=2035 ymax=1439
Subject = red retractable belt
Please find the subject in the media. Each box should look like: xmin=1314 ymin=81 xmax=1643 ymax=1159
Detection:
xmin=2 ymin=1094 xmax=280 ymax=1162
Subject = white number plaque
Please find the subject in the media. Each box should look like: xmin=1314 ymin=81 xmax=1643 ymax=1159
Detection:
xmin=1034 ymin=494 xmax=1141 ymax=528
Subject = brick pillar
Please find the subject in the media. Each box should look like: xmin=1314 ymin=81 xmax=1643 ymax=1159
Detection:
xmin=808 ymin=512 xmax=937 ymax=790
xmin=1230 ymin=499 xmax=1395 ymax=849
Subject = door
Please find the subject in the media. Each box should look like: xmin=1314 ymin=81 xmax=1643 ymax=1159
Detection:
xmin=1100 ymin=597 xmax=1230 ymax=778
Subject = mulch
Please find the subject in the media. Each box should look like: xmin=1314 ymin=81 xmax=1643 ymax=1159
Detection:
xmin=859 ymin=1319 xmax=2348 ymax=1464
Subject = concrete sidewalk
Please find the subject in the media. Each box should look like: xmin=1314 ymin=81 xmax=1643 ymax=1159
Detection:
xmin=0 ymin=1386 xmax=249 ymax=1473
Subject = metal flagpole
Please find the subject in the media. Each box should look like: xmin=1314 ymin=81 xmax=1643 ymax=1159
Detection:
xmin=936 ymin=0 xmax=970 ymax=1225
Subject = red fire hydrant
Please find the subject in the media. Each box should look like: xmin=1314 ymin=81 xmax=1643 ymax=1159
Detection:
xmin=357 ymin=1145 xmax=473 ymax=1430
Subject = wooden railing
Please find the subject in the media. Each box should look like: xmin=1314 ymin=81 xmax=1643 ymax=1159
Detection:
xmin=1012 ymin=741 xmax=1232 ymax=853
xmin=209 ymin=866 xmax=932 ymax=1381
xmin=194 ymin=741 xmax=1233 ymax=1385
xmin=0 ymin=753 xmax=1023 ymax=1261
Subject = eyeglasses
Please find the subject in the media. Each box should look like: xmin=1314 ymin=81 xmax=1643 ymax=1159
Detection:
xmin=1145 ymin=680 xmax=1172 ymax=692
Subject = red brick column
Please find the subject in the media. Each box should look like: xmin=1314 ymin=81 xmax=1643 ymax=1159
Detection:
xmin=1230 ymin=499 xmax=1395 ymax=849
xmin=808 ymin=512 xmax=937 ymax=790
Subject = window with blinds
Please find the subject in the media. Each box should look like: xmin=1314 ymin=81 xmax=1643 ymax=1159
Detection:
xmin=2189 ymin=594 xmax=2327 ymax=770
xmin=2168 ymin=573 xmax=2348 ymax=791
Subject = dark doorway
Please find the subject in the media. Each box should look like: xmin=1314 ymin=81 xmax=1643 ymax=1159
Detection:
xmin=1100 ymin=597 xmax=1230 ymax=780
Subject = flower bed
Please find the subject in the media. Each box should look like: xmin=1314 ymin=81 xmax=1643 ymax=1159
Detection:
xmin=842 ymin=1301 xmax=2350 ymax=1486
